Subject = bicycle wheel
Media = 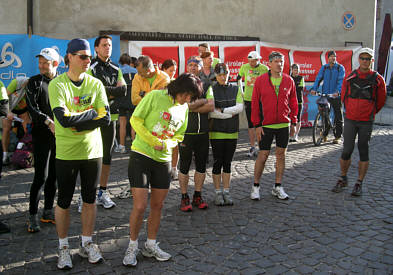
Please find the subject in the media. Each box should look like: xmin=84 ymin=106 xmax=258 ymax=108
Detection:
xmin=313 ymin=112 xmax=324 ymax=146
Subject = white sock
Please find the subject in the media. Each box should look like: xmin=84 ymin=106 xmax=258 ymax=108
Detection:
xmin=223 ymin=188 xmax=230 ymax=193
xmin=129 ymin=239 xmax=138 ymax=247
xmin=81 ymin=235 xmax=92 ymax=247
xmin=3 ymin=152 xmax=7 ymax=158
xmin=59 ymin=238 xmax=69 ymax=248
xmin=215 ymin=189 xmax=222 ymax=194
xmin=146 ymin=238 xmax=156 ymax=248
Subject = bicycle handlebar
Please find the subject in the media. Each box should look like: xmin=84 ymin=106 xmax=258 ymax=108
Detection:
xmin=313 ymin=92 xmax=338 ymax=98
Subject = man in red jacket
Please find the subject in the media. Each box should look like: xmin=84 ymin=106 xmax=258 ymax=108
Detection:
xmin=332 ymin=48 xmax=386 ymax=196
xmin=250 ymin=52 xmax=298 ymax=201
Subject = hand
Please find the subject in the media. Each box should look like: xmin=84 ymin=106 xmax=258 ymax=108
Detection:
xmin=6 ymin=112 xmax=14 ymax=121
xmin=290 ymin=124 xmax=295 ymax=137
xmin=310 ymin=90 xmax=316 ymax=95
xmin=255 ymin=127 xmax=264 ymax=142
xmin=154 ymin=141 xmax=164 ymax=151
xmin=332 ymin=92 xmax=339 ymax=98
xmin=49 ymin=122 xmax=55 ymax=134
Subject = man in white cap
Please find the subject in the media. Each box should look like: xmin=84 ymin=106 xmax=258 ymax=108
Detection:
xmin=237 ymin=51 xmax=268 ymax=157
xmin=25 ymin=47 xmax=60 ymax=233
xmin=332 ymin=48 xmax=386 ymax=196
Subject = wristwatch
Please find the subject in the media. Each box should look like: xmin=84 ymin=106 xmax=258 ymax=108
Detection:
xmin=44 ymin=118 xmax=51 ymax=126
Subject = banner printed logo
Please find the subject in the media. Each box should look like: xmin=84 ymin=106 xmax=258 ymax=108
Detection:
xmin=0 ymin=42 xmax=22 ymax=68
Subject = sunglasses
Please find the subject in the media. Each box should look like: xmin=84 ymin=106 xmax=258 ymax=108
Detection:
xmin=359 ymin=57 xmax=372 ymax=61
xmin=71 ymin=53 xmax=92 ymax=60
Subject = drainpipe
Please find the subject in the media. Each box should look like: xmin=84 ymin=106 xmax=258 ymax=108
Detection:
xmin=27 ymin=0 xmax=33 ymax=36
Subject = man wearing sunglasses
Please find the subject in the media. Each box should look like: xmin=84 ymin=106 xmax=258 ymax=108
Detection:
xmin=25 ymin=47 xmax=60 ymax=233
xmin=311 ymin=50 xmax=345 ymax=144
xmin=85 ymin=35 xmax=126 ymax=211
xmin=49 ymin=38 xmax=111 ymax=270
xmin=332 ymin=48 xmax=386 ymax=196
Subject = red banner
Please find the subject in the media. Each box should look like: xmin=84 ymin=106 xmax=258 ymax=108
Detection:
xmin=141 ymin=46 xmax=179 ymax=77
xmin=184 ymin=46 xmax=219 ymax=74
xmin=292 ymin=51 xmax=323 ymax=82
xmin=324 ymin=50 xmax=353 ymax=77
xmin=224 ymin=46 xmax=255 ymax=81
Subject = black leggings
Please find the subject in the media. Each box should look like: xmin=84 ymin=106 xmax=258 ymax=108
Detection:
xmin=341 ymin=118 xmax=373 ymax=162
xmin=179 ymin=133 xmax=209 ymax=174
xmin=244 ymin=101 xmax=254 ymax=129
xmin=327 ymin=97 xmax=343 ymax=138
xmin=101 ymin=121 xmax=116 ymax=165
xmin=29 ymin=133 xmax=57 ymax=215
xmin=56 ymin=158 xmax=102 ymax=209
xmin=210 ymin=139 xmax=237 ymax=174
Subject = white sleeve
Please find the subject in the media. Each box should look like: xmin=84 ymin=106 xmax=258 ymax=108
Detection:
xmin=223 ymin=103 xmax=244 ymax=115
xmin=209 ymin=109 xmax=232 ymax=119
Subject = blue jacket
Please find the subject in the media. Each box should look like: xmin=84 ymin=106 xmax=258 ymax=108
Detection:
xmin=312 ymin=63 xmax=345 ymax=94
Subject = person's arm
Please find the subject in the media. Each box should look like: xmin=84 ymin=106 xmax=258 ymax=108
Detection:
xmin=288 ymin=79 xmax=298 ymax=125
xmin=0 ymin=84 xmax=9 ymax=117
xmin=251 ymin=77 xmax=262 ymax=127
xmin=209 ymin=109 xmax=232 ymax=119
xmin=340 ymin=78 xmax=348 ymax=103
xmin=163 ymin=111 xmax=188 ymax=150
xmin=131 ymin=76 xmax=143 ymax=106
xmin=312 ymin=66 xmax=324 ymax=91
xmin=336 ymin=65 xmax=345 ymax=94
xmin=25 ymin=78 xmax=52 ymax=125
xmin=52 ymin=107 xmax=98 ymax=128
xmin=375 ymin=75 xmax=387 ymax=114
xmin=73 ymin=105 xmax=111 ymax=131
xmin=105 ymin=69 xmax=127 ymax=98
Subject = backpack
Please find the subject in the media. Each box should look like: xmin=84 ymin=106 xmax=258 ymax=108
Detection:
xmin=11 ymin=134 xmax=34 ymax=168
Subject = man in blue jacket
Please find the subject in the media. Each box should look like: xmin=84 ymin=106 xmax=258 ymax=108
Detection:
xmin=311 ymin=51 xmax=345 ymax=144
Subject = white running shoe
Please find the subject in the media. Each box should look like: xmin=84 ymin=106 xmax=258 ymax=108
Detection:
xmin=78 ymin=242 xmax=103 ymax=264
xmin=114 ymin=144 xmax=127 ymax=153
xmin=271 ymin=186 xmax=289 ymax=200
xmin=247 ymin=147 xmax=257 ymax=157
xmin=171 ymin=167 xmax=178 ymax=180
xmin=250 ymin=186 xmax=260 ymax=200
xmin=141 ymin=242 xmax=171 ymax=261
xmin=96 ymin=190 xmax=116 ymax=209
xmin=57 ymin=245 xmax=73 ymax=270
xmin=123 ymin=243 xmax=139 ymax=266
xmin=77 ymin=195 xmax=82 ymax=213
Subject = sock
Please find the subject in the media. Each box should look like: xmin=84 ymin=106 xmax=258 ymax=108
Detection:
xmin=254 ymin=183 xmax=260 ymax=187
xmin=3 ymin=152 xmax=7 ymax=158
xmin=59 ymin=237 xmax=69 ymax=248
xmin=181 ymin=193 xmax=188 ymax=199
xmin=194 ymin=191 xmax=201 ymax=197
xmin=81 ymin=235 xmax=92 ymax=247
xmin=146 ymin=238 xmax=156 ymax=248
xmin=129 ymin=239 xmax=138 ymax=248
xmin=215 ymin=189 xmax=222 ymax=194
xmin=275 ymin=183 xmax=281 ymax=187
xmin=223 ymin=188 xmax=230 ymax=193
xmin=341 ymin=175 xmax=348 ymax=182
xmin=98 ymin=186 xmax=107 ymax=196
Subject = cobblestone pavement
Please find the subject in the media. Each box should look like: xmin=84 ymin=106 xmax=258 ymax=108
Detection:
xmin=0 ymin=126 xmax=392 ymax=274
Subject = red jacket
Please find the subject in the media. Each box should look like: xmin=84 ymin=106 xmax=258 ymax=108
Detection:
xmin=341 ymin=69 xmax=386 ymax=121
xmin=251 ymin=72 xmax=298 ymax=127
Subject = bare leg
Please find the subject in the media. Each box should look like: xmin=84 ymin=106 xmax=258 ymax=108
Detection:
xmin=358 ymin=161 xmax=369 ymax=181
xmin=129 ymin=188 xmax=148 ymax=241
xmin=254 ymin=150 xmax=270 ymax=183
xmin=81 ymin=202 xmax=96 ymax=236
xmin=99 ymin=164 xmax=110 ymax=188
xmin=275 ymin=147 xmax=286 ymax=183
xmin=194 ymin=171 xmax=206 ymax=192
xmin=340 ymin=158 xmax=351 ymax=177
xmin=248 ymin=128 xmax=256 ymax=147
xmin=147 ymin=188 xmax=169 ymax=240
xmin=2 ymin=118 xmax=11 ymax=152
xmin=119 ymin=116 xmax=127 ymax=146
xmin=212 ymin=173 xmax=221 ymax=189
xmin=55 ymin=206 xmax=70 ymax=239
xmin=171 ymin=146 xmax=179 ymax=169
xmin=222 ymin=172 xmax=231 ymax=189
xmin=178 ymin=172 xmax=189 ymax=194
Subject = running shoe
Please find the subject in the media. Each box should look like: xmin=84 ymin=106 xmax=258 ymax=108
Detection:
xmin=41 ymin=209 xmax=55 ymax=224
xmin=192 ymin=195 xmax=208 ymax=209
xmin=351 ymin=182 xmax=362 ymax=196
xmin=332 ymin=179 xmax=348 ymax=193
xmin=180 ymin=195 xmax=192 ymax=212
xmin=214 ymin=190 xmax=225 ymax=206
xmin=250 ymin=185 xmax=260 ymax=200
xmin=333 ymin=137 xmax=341 ymax=144
xmin=141 ymin=242 xmax=171 ymax=261
xmin=97 ymin=190 xmax=116 ymax=209
xmin=271 ymin=186 xmax=289 ymax=200
xmin=27 ymin=214 xmax=40 ymax=233
xmin=123 ymin=243 xmax=139 ymax=266
xmin=171 ymin=167 xmax=178 ymax=180
xmin=222 ymin=190 xmax=234 ymax=205
xmin=57 ymin=245 xmax=72 ymax=270
xmin=78 ymin=241 xmax=103 ymax=264
xmin=114 ymin=144 xmax=127 ymax=153
xmin=247 ymin=147 xmax=257 ymax=157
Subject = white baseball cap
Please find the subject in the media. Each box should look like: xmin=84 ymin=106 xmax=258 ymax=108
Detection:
xmin=248 ymin=51 xmax=261 ymax=60
xmin=358 ymin=47 xmax=374 ymax=58
xmin=36 ymin=48 xmax=60 ymax=62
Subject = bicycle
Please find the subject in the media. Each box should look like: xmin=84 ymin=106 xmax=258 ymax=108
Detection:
xmin=312 ymin=93 xmax=337 ymax=146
